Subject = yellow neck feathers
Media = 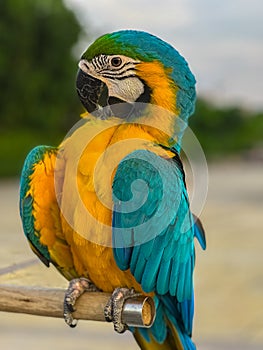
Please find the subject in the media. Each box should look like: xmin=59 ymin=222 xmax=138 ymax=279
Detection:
xmin=136 ymin=60 xmax=178 ymax=113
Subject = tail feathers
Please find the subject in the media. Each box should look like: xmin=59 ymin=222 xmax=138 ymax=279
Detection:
xmin=132 ymin=297 xmax=196 ymax=350
xmin=166 ymin=313 xmax=196 ymax=350
xmin=133 ymin=318 xmax=195 ymax=350
xmin=133 ymin=328 xmax=182 ymax=350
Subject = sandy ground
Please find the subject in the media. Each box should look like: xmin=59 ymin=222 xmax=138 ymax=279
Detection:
xmin=0 ymin=160 xmax=262 ymax=349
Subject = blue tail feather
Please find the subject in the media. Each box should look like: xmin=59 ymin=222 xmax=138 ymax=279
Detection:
xmin=132 ymin=294 xmax=196 ymax=349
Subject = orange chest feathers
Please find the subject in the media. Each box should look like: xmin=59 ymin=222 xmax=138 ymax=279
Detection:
xmin=58 ymin=119 xmax=170 ymax=292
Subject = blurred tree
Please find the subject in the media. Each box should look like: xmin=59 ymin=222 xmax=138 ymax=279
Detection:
xmin=189 ymin=99 xmax=263 ymax=158
xmin=0 ymin=0 xmax=91 ymax=176
xmin=0 ymin=0 xmax=85 ymax=132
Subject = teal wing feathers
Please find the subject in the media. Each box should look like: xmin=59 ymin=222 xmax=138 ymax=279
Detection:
xmin=112 ymin=149 xmax=198 ymax=300
xmin=20 ymin=145 xmax=55 ymax=266
xmin=112 ymin=149 xmax=205 ymax=347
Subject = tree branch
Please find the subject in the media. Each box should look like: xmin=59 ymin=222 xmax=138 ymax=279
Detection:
xmin=0 ymin=284 xmax=155 ymax=327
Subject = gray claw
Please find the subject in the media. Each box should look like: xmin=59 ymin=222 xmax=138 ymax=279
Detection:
xmin=64 ymin=277 xmax=99 ymax=328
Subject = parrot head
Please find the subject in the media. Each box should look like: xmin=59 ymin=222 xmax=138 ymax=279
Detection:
xmin=76 ymin=30 xmax=196 ymax=130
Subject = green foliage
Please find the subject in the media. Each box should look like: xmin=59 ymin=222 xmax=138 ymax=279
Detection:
xmin=0 ymin=0 xmax=89 ymax=177
xmin=0 ymin=0 xmax=84 ymax=131
xmin=189 ymin=99 xmax=263 ymax=158
xmin=0 ymin=129 xmax=63 ymax=177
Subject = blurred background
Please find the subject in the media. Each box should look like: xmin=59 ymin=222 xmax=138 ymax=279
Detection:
xmin=0 ymin=0 xmax=262 ymax=349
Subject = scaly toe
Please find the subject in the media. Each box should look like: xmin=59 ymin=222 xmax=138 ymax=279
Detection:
xmin=104 ymin=287 xmax=141 ymax=333
xmin=64 ymin=277 xmax=99 ymax=328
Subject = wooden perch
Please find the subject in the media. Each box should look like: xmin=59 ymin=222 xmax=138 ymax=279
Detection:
xmin=0 ymin=284 xmax=155 ymax=328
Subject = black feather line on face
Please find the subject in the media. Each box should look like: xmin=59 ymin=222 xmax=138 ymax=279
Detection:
xmin=107 ymin=80 xmax=152 ymax=119
xmin=136 ymin=80 xmax=152 ymax=103
xmin=108 ymin=97 xmax=134 ymax=119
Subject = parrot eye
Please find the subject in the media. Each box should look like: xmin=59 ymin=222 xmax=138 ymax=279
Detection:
xmin=110 ymin=56 xmax=122 ymax=67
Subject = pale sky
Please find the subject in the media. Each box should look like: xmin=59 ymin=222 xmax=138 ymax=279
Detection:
xmin=65 ymin=0 xmax=263 ymax=110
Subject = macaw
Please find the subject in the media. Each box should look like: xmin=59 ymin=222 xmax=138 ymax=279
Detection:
xmin=20 ymin=30 xmax=206 ymax=350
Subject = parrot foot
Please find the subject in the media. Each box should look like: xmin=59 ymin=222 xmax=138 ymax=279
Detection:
xmin=104 ymin=287 xmax=141 ymax=333
xmin=64 ymin=277 xmax=99 ymax=328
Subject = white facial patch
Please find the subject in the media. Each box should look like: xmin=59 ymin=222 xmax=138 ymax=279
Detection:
xmin=106 ymin=76 xmax=144 ymax=103
xmin=78 ymin=55 xmax=144 ymax=103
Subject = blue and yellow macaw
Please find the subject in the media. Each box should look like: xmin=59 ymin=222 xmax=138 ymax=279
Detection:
xmin=20 ymin=30 xmax=206 ymax=350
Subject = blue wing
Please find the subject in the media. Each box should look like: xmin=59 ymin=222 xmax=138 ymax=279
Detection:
xmin=112 ymin=149 xmax=205 ymax=345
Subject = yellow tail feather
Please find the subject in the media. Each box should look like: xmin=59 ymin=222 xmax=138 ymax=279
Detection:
xmin=133 ymin=321 xmax=184 ymax=350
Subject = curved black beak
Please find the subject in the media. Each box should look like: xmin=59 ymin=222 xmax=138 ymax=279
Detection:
xmin=76 ymin=68 xmax=147 ymax=119
xmin=76 ymin=68 xmax=108 ymax=113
